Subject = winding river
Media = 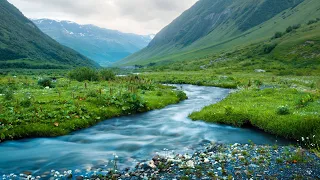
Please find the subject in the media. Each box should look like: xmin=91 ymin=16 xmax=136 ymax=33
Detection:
xmin=0 ymin=85 xmax=288 ymax=176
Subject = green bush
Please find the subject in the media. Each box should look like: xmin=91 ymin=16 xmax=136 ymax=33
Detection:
xmin=292 ymin=24 xmax=301 ymax=30
xmin=307 ymin=19 xmax=317 ymax=25
xmin=277 ymin=105 xmax=290 ymax=115
xmin=286 ymin=26 xmax=293 ymax=33
xmin=273 ymin=32 xmax=283 ymax=39
xmin=176 ymin=91 xmax=187 ymax=101
xmin=38 ymin=78 xmax=54 ymax=88
xmin=263 ymin=43 xmax=277 ymax=54
xmin=99 ymin=69 xmax=115 ymax=81
xmin=68 ymin=67 xmax=99 ymax=82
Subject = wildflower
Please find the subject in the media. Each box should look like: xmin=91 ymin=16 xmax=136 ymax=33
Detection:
xmin=301 ymin=137 xmax=305 ymax=141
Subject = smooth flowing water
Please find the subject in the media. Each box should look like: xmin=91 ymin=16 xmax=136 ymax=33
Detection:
xmin=0 ymin=85 xmax=288 ymax=176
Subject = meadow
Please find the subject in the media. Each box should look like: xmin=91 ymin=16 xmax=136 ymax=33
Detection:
xmin=0 ymin=68 xmax=187 ymax=142
xmin=141 ymin=70 xmax=320 ymax=152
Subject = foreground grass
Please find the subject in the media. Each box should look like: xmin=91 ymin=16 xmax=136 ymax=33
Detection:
xmin=0 ymin=75 xmax=187 ymax=142
xmin=190 ymin=88 xmax=320 ymax=146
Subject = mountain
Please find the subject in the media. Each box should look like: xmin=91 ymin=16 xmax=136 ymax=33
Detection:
xmin=116 ymin=0 xmax=320 ymax=66
xmin=0 ymin=0 xmax=98 ymax=69
xmin=32 ymin=19 xmax=155 ymax=67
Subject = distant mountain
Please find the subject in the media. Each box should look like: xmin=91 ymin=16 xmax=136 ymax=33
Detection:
xmin=116 ymin=0 xmax=320 ymax=66
xmin=0 ymin=0 xmax=98 ymax=69
xmin=32 ymin=19 xmax=155 ymax=67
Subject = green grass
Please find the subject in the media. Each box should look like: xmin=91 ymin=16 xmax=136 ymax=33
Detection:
xmin=0 ymin=75 xmax=186 ymax=142
xmin=142 ymin=70 xmax=320 ymax=152
xmin=189 ymin=88 xmax=320 ymax=144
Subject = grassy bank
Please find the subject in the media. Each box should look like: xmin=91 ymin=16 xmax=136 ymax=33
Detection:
xmin=141 ymin=71 xmax=320 ymax=90
xmin=190 ymin=87 xmax=320 ymax=146
xmin=141 ymin=71 xmax=320 ymax=149
xmin=0 ymin=74 xmax=187 ymax=142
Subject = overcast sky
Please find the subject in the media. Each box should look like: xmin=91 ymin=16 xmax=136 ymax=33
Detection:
xmin=7 ymin=0 xmax=198 ymax=35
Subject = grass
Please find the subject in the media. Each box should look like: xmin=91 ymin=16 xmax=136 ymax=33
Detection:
xmin=141 ymin=70 xmax=320 ymax=153
xmin=0 ymin=75 xmax=186 ymax=142
xmin=189 ymin=87 xmax=320 ymax=144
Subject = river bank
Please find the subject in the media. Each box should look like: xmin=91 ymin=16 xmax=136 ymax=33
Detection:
xmin=0 ymin=75 xmax=187 ymax=142
xmin=3 ymin=143 xmax=319 ymax=179
xmin=0 ymin=85 xmax=290 ymax=177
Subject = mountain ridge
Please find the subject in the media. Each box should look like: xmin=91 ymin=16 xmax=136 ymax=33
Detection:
xmin=116 ymin=0 xmax=319 ymax=66
xmin=0 ymin=0 xmax=98 ymax=69
xmin=32 ymin=19 xmax=155 ymax=67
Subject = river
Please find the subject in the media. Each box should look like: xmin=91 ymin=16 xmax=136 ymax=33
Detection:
xmin=0 ymin=85 xmax=288 ymax=176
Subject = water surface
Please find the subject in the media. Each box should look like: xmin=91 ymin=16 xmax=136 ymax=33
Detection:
xmin=0 ymin=85 xmax=288 ymax=175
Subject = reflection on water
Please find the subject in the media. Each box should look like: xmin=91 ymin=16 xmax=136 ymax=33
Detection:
xmin=0 ymin=85 xmax=288 ymax=175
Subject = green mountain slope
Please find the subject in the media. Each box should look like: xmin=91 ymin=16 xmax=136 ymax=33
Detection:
xmin=148 ymin=20 xmax=320 ymax=75
xmin=116 ymin=0 xmax=320 ymax=66
xmin=0 ymin=0 xmax=98 ymax=69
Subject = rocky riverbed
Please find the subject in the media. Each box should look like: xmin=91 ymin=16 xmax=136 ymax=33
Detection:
xmin=4 ymin=143 xmax=319 ymax=179
xmin=110 ymin=143 xmax=320 ymax=180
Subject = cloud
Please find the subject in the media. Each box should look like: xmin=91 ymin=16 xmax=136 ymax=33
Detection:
xmin=7 ymin=0 xmax=198 ymax=35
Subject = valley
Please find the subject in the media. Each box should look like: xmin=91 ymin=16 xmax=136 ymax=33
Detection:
xmin=0 ymin=0 xmax=320 ymax=179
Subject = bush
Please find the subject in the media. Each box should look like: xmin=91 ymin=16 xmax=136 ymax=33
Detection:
xmin=273 ymin=32 xmax=283 ymax=39
xmin=176 ymin=91 xmax=187 ymax=101
xmin=292 ymin=24 xmax=301 ymax=30
xmin=38 ymin=78 xmax=54 ymax=88
xmin=99 ymin=69 xmax=115 ymax=81
xmin=286 ymin=26 xmax=293 ymax=33
xmin=68 ymin=67 xmax=99 ymax=82
xmin=263 ymin=43 xmax=277 ymax=54
xmin=307 ymin=19 xmax=317 ymax=25
xmin=277 ymin=105 xmax=290 ymax=115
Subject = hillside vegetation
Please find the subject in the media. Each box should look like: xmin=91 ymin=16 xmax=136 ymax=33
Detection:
xmin=0 ymin=0 xmax=98 ymax=69
xmin=116 ymin=0 xmax=320 ymax=66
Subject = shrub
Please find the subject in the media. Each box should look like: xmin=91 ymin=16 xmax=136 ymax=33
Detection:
xmin=292 ymin=24 xmax=301 ymax=30
xmin=99 ymin=69 xmax=115 ymax=81
xmin=38 ymin=78 xmax=54 ymax=88
xmin=277 ymin=105 xmax=290 ymax=115
xmin=307 ymin=19 xmax=317 ymax=25
xmin=263 ymin=43 xmax=277 ymax=54
xmin=176 ymin=91 xmax=187 ymax=101
xmin=68 ymin=67 xmax=99 ymax=82
xmin=286 ymin=26 xmax=293 ymax=33
xmin=273 ymin=32 xmax=283 ymax=39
